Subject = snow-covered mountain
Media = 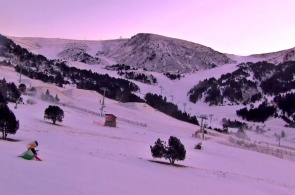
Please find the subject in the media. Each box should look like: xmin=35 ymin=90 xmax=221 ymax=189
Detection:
xmin=107 ymin=33 xmax=235 ymax=73
xmin=10 ymin=33 xmax=295 ymax=74
xmin=10 ymin=33 xmax=235 ymax=73
xmin=227 ymin=47 xmax=295 ymax=64
xmin=250 ymin=47 xmax=295 ymax=64
xmin=10 ymin=36 xmax=124 ymax=65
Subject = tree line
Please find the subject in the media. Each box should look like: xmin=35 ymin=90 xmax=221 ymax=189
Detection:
xmin=145 ymin=93 xmax=199 ymax=125
xmin=0 ymin=34 xmax=144 ymax=103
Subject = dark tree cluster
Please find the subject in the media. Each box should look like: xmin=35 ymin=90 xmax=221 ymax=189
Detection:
xmin=15 ymin=64 xmax=66 ymax=88
xmin=188 ymin=73 xmax=261 ymax=106
xmin=223 ymin=78 xmax=259 ymax=105
xmin=221 ymin=118 xmax=248 ymax=129
xmin=204 ymin=83 xmax=222 ymax=106
xmin=236 ymin=101 xmax=276 ymax=122
xmin=57 ymin=63 xmax=144 ymax=102
xmin=18 ymin=83 xmax=26 ymax=93
xmin=150 ymin=136 xmax=186 ymax=165
xmin=260 ymin=61 xmax=295 ymax=95
xmin=0 ymin=34 xmax=144 ymax=103
xmin=0 ymin=60 xmax=12 ymax=66
xmin=188 ymin=78 xmax=217 ymax=103
xmin=145 ymin=93 xmax=199 ymax=125
xmin=79 ymin=52 xmax=99 ymax=64
xmin=188 ymin=60 xmax=295 ymax=107
xmin=41 ymin=89 xmax=60 ymax=103
xmin=0 ymin=78 xmax=21 ymax=103
xmin=187 ymin=60 xmax=295 ymax=123
xmin=248 ymin=61 xmax=276 ymax=81
xmin=237 ymin=61 xmax=295 ymax=96
xmin=106 ymin=64 xmax=157 ymax=85
xmin=164 ymin=72 xmax=181 ymax=80
xmin=119 ymin=71 xmax=157 ymax=85
xmin=0 ymin=103 xmax=19 ymax=139
xmin=62 ymin=51 xmax=101 ymax=64
xmin=105 ymin=64 xmax=137 ymax=71
xmin=274 ymin=93 xmax=295 ymax=122
xmin=44 ymin=105 xmax=64 ymax=125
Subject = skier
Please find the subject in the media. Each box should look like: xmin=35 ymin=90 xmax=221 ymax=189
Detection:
xmin=19 ymin=141 xmax=42 ymax=161
xmin=28 ymin=141 xmax=42 ymax=161
xmin=195 ymin=142 xmax=202 ymax=150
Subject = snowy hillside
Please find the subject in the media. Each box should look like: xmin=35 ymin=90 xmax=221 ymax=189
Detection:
xmin=107 ymin=33 xmax=235 ymax=73
xmin=249 ymin=47 xmax=295 ymax=64
xmin=1 ymin=62 xmax=295 ymax=194
xmin=10 ymin=36 xmax=125 ymax=65
xmin=227 ymin=46 xmax=295 ymax=64
xmin=10 ymin=34 xmax=295 ymax=76
xmin=10 ymin=34 xmax=235 ymax=73
xmin=10 ymin=34 xmax=295 ymax=75
xmin=3 ymin=33 xmax=295 ymax=127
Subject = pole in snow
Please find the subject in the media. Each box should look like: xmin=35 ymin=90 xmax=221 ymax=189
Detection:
xmin=100 ymin=87 xmax=108 ymax=116
xmin=209 ymin=114 xmax=213 ymax=124
xmin=19 ymin=65 xmax=22 ymax=83
xmin=159 ymin=86 xmax=163 ymax=95
xmin=198 ymin=115 xmax=208 ymax=139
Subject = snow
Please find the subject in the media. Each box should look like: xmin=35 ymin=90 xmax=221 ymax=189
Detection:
xmin=1 ymin=60 xmax=295 ymax=195
xmin=9 ymin=35 xmax=235 ymax=73
xmin=2 ymin=36 xmax=295 ymax=194
xmin=9 ymin=36 xmax=126 ymax=61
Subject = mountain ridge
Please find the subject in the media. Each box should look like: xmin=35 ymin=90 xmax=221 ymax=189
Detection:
xmin=107 ymin=33 xmax=235 ymax=73
xmin=1 ymin=33 xmax=295 ymax=128
xmin=8 ymin=33 xmax=295 ymax=74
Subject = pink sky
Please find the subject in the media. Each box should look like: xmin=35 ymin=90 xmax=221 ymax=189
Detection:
xmin=1 ymin=0 xmax=295 ymax=55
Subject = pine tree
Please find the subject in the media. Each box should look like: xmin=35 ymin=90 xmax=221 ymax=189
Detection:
xmin=0 ymin=103 xmax=19 ymax=139
xmin=18 ymin=83 xmax=26 ymax=93
xmin=0 ymin=91 xmax=6 ymax=104
xmin=150 ymin=136 xmax=186 ymax=165
xmin=0 ymin=78 xmax=7 ymax=101
xmin=6 ymin=82 xmax=21 ymax=102
xmin=150 ymin=139 xmax=165 ymax=158
xmin=164 ymin=136 xmax=186 ymax=164
xmin=281 ymin=131 xmax=286 ymax=138
xmin=45 ymin=89 xmax=50 ymax=100
xmin=44 ymin=105 xmax=64 ymax=125
xmin=54 ymin=94 xmax=60 ymax=102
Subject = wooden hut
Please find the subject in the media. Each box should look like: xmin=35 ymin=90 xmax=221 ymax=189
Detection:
xmin=104 ymin=114 xmax=117 ymax=127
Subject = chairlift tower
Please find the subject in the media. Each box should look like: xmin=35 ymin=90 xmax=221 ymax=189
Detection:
xmin=100 ymin=87 xmax=108 ymax=116
xmin=19 ymin=65 xmax=22 ymax=83
xmin=277 ymin=136 xmax=281 ymax=147
xmin=209 ymin=114 xmax=213 ymax=124
xmin=198 ymin=115 xmax=208 ymax=139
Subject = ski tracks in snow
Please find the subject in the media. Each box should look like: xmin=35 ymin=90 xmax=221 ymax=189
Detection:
xmin=187 ymin=165 xmax=295 ymax=192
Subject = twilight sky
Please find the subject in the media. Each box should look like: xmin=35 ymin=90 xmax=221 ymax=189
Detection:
xmin=1 ymin=0 xmax=295 ymax=55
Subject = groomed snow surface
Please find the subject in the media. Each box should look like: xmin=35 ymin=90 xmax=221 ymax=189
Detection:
xmin=1 ymin=64 xmax=295 ymax=195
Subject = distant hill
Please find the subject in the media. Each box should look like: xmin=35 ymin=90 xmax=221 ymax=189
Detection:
xmin=9 ymin=33 xmax=235 ymax=73
xmin=9 ymin=33 xmax=295 ymax=74
xmin=107 ymin=33 xmax=235 ymax=73
xmin=188 ymin=61 xmax=295 ymax=125
xmin=228 ymin=47 xmax=295 ymax=64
